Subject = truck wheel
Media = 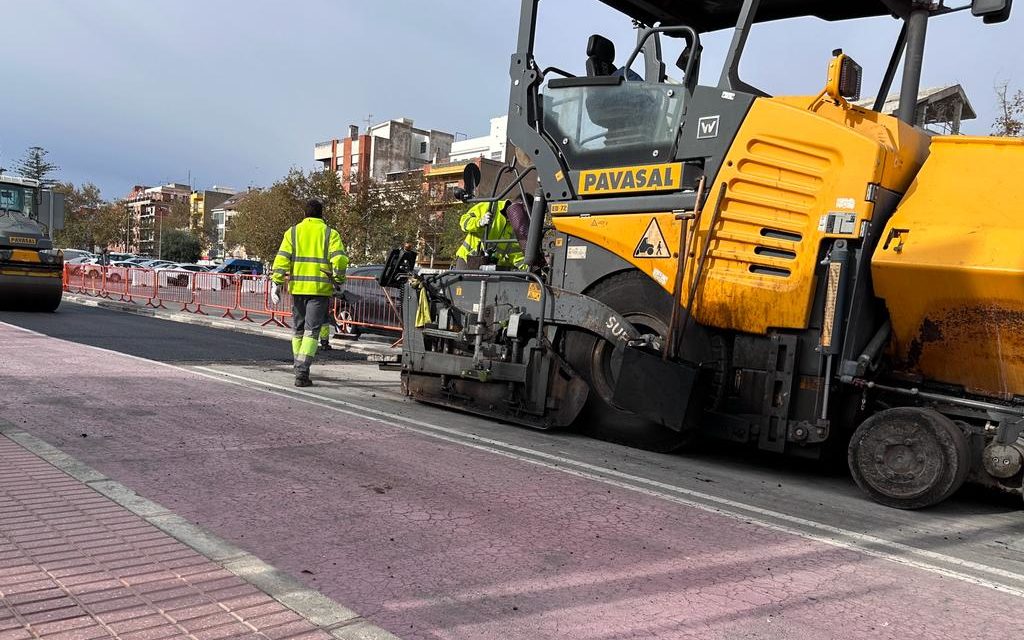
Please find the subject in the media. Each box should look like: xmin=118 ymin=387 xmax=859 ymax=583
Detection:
xmin=563 ymin=271 xmax=702 ymax=452
xmin=848 ymin=407 xmax=970 ymax=509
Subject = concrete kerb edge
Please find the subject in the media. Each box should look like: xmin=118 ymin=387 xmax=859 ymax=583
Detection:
xmin=62 ymin=294 xmax=396 ymax=356
xmin=0 ymin=421 xmax=401 ymax=640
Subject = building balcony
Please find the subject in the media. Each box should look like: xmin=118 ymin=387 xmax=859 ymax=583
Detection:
xmin=314 ymin=141 xmax=335 ymax=161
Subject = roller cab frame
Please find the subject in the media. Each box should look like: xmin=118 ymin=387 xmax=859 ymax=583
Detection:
xmin=399 ymin=0 xmax=1022 ymax=509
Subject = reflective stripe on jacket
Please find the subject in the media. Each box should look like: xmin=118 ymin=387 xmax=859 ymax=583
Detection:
xmin=270 ymin=217 xmax=349 ymax=296
xmin=455 ymin=201 xmax=526 ymax=270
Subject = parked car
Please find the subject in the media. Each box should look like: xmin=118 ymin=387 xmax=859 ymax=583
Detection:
xmin=210 ymin=258 xmax=263 ymax=276
xmin=156 ymin=263 xmax=209 ymax=287
xmin=79 ymin=260 xmax=133 ymax=282
xmin=138 ymin=259 xmax=175 ymax=270
xmin=334 ymin=264 xmax=402 ymax=338
xmin=61 ymin=249 xmax=93 ymax=262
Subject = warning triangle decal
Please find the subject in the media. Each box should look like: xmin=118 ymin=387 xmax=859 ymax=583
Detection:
xmin=633 ymin=218 xmax=671 ymax=259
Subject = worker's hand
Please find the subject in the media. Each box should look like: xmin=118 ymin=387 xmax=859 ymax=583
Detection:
xmin=270 ymin=283 xmax=281 ymax=305
xmin=479 ymin=210 xmax=492 ymax=226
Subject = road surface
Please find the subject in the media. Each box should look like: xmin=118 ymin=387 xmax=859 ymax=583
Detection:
xmin=2 ymin=302 xmax=1022 ymax=639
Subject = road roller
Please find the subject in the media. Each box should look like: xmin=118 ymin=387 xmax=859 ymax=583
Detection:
xmin=0 ymin=174 xmax=65 ymax=312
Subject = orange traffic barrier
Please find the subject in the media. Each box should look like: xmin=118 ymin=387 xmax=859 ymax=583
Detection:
xmin=61 ymin=265 xmax=402 ymax=336
xmin=192 ymin=271 xmax=239 ymax=318
xmin=333 ymin=275 xmax=402 ymax=332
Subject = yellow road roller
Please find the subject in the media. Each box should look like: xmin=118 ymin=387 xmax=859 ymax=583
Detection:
xmin=0 ymin=174 xmax=65 ymax=312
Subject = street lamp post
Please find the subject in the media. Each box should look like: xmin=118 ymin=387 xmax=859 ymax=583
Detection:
xmin=157 ymin=208 xmax=162 ymax=260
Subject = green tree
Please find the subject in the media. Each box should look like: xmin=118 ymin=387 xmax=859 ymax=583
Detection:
xmin=50 ymin=184 xmax=126 ymax=252
xmin=53 ymin=182 xmax=105 ymax=249
xmin=337 ymin=173 xmax=424 ymax=265
xmin=94 ymin=201 xmax=130 ymax=250
xmin=227 ymin=169 xmax=346 ymax=262
xmin=166 ymin=198 xmax=191 ymax=230
xmin=994 ymin=83 xmax=1024 ymax=137
xmin=16 ymin=147 xmax=59 ymax=187
xmin=160 ymin=229 xmax=201 ymax=263
xmin=58 ymin=193 xmax=130 ymax=254
xmin=227 ymin=183 xmax=305 ymax=262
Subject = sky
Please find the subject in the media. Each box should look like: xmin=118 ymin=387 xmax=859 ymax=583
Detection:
xmin=2 ymin=1 xmax=1020 ymax=199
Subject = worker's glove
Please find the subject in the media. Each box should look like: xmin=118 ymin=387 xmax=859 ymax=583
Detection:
xmin=270 ymin=283 xmax=281 ymax=305
xmin=479 ymin=210 xmax=492 ymax=226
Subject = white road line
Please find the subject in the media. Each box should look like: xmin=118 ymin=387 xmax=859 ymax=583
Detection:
xmin=191 ymin=366 xmax=1024 ymax=597
xmin=3 ymin=320 xmax=1023 ymax=598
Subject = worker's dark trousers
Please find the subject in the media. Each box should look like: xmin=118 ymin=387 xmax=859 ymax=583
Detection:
xmin=291 ymin=294 xmax=329 ymax=377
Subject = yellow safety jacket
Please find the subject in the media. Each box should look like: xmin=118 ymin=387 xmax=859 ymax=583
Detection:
xmin=271 ymin=217 xmax=349 ymax=296
xmin=455 ymin=201 xmax=526 ymax=270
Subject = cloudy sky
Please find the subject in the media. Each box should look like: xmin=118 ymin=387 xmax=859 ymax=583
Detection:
xmin=3 ymin=1 xmax=1019 ymax=199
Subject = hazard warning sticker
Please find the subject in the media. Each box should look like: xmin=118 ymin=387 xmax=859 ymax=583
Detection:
xmin=633 ymin=219 xmax=671 ymax=258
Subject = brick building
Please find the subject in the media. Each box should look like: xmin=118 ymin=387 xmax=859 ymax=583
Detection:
xmin=314 ymin=118 xmax=454 ymax=189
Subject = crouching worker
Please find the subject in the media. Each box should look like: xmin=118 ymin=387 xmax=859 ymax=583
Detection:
xmin=454 ymin=200 xmax=527 ymax=270
xmin=270 ymin=198 xmax=348 ymax=387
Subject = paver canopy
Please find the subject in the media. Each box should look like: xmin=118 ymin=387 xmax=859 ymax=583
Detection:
xmin=599 ymin=0 xmax=908 ymax=32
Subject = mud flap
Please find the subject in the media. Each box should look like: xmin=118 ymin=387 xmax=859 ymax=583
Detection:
xmin=611 ymin=347 xmax=699 ymax=431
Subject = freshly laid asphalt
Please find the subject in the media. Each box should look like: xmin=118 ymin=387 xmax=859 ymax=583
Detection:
xmin=0 ymin=303 xmax=289 ymax=363
xmin=2 ymin=302 xmax=1023 ymax=639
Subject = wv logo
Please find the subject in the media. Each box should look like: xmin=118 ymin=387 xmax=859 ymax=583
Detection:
xmin=697 ymin=115 xmax=720 ymax=139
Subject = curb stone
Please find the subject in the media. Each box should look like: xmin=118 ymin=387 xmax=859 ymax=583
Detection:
xmin=0 ymin=421 xmax=402 ymax=640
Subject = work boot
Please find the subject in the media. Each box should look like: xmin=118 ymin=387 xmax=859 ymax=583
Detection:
xmin=294 ymin=374 xmax=312 ymax=388
xmin=320 ymin=340 xmax=332 ymax=351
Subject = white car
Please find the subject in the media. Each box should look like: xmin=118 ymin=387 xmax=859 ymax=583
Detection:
xmin=61 ymin=249 xmax=94 ymax=262
xmin=156 ymin=263 xmax=209 ymax=287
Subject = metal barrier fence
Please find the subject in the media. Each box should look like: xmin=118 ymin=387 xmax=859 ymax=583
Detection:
xmin=62 ymin=265 xmax=403 ymax=336
xmin=332 ymin=276 xmax=402 ymax=334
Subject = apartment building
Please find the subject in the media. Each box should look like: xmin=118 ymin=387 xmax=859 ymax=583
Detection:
xmin=123 ymin=183 xmax=191 ymax=255
xmin=189 ymin=187 xmax=237 ymax=236
xmin=314 ymin=118 xmax=454 ymax=188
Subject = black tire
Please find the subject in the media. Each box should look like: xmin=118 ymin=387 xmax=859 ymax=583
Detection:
xmin=563 ymin=271 xmax=705 ymax=453
xmin=848 ymin=407 xmax=970 ymax=509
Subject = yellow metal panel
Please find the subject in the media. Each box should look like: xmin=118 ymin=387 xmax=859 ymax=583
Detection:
xmin=10 ymin=249 xmax=41 ymax=263
xmin=872 ymin=136 xmax=1024 ymax=398
xmin=555 ymin=97 xmax=930 ymax=335
xmin=771 ymin=96 xmax=929 ymax=192
xmin=577 ymin=163 xmax=684 ymax=196
xmin=425 ymin=164 xmax=464 ymax=177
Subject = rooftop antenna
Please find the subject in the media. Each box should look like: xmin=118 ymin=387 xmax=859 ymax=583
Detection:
xmin=363 ymin=113 xmax=375 ymax=132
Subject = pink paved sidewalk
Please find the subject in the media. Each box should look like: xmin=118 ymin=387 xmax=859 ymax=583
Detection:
xmin=3 ymin=324 xmax=1024 ymax=639
xmin=0 ymin=435 xmax=332 ymax=640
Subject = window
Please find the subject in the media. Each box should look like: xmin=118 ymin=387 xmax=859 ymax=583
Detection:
xmin=420 ymin=141 xmax=428 ymax=154
xmin=0 ymin=185 xmax=34 ymax=217
xmin=542 ymin=82 xmax=685 ymax=168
